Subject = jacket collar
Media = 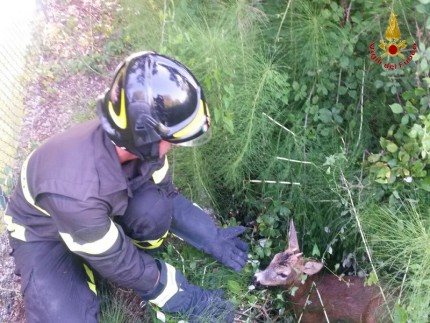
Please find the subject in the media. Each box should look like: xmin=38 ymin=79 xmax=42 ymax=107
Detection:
xmin=94 ymin=125 xmax=129 ymax=197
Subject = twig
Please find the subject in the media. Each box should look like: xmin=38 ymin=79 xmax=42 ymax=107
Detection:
xmin=345 ymin=1 xmax=353 ymax=25
xmin=160 ymin=0 xmax=168 ymax=48
xmin=313 ymin=282 xmax=330 ymax=323
xmin=201 ymin=261 xmax=217 ymax=286
xmin=276 ymin=156 xmax=314 ymax=166
xmin=297 ymin=281 xmax=330 ymax=323
xmin=304 ymin=81 xmax=316 ymax=130
xmin=398 ymin=0 xmax=414 ymax=40
xmin=170 ymin=243 xmax=185 ymax=273
xmin=355 ymin=61 xmax=365 ymax=151
xmin=79 ymin=55 xmax=102 ymax=75
xmin=336 ymin=69 xmax=342 ymax=105
xmin=245 ymin=179 xmax=301 ymax=186
xmin=397 ymin=252 xmax=412 ymax=305
xmin=262 ymin=112 xmax=296 ymax=136
xmin=358 ymin=151 xmax=366 ymax=205
xmin=274 ymin=0 xmax=293 ymax=44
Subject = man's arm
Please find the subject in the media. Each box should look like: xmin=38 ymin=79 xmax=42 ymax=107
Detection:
xmin=37 ymin=193 xmax=159 ymax=292
xmin=152 ymin=156 xmax=249 ymax=271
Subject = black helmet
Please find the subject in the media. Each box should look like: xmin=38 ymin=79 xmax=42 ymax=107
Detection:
xmin=97 ymin=51 xmax=211 ymax=159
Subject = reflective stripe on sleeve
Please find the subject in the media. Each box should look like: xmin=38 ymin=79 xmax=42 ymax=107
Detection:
xmin=150 ymin=262 xmax=179 ymax=308
xmin=152 ymin=157 xmax=169 ymax=184
xmin=4 ymin=214 xmax=27 ymax=241
xmin=21 ymin=151 xmax=50 ymax=216
xmin=59 ymin=220 xmax=119 ymax=255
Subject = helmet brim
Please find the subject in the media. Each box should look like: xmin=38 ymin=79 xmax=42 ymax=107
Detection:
xmin=174 ymin=127 xmax=212 ymax=147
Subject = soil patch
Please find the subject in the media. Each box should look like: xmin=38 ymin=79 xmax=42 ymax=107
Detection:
xmin=0 ymin=1 xmax=122 ymax=322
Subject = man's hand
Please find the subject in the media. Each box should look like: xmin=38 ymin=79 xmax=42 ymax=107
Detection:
xmin=139 ymin=260 xmax=234 ymax=322
xmin=205 ymin=226 xmax=249 ymax=271
xmin=170 ymin=194 xmax=249 ymax=271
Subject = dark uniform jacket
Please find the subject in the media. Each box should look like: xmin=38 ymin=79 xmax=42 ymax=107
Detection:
xmin=5 ymin=119 xmax=177 ymax=292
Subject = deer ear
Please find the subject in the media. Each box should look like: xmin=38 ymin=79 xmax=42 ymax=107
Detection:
xmin=303 ymin=260 xmax=323 ymax=276
xmin=288 ymin=219 xmax=300 ymax=251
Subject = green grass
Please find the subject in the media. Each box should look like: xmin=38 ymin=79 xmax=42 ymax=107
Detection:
xmin=361 ymin=202 xmax=430 ymax=322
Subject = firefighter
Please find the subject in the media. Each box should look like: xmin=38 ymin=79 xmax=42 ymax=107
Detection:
xmin=5 ymin=52 xmax=248 ymax=322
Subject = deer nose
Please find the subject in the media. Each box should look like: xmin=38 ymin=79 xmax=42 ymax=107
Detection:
xmin=252 ymin=275 xmax=262 ymax=288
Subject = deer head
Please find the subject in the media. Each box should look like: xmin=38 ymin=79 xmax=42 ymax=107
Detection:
xmin=253 ymin=219 xmax=323 ymax=287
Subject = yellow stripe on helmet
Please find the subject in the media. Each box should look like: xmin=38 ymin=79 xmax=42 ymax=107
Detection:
xmin=108 ymin=88 xmax=128 ymax=130
xmin=172 ymin=100 xmax=206 ymax=139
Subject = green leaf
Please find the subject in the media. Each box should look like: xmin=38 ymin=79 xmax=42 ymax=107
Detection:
xmin=401 ymin=114 xmax=409 ymax=125
xmin=390 ymin=103 xmax=403 ymax=114
xmin=338 ymin=86 xmax=347 ymax=95
xmin=223 ymin=115 xmax=235 ymax=134
xmin=189 ymin=261 xmax=197 ymax=270
xmin=374 ymin=80 xmax=384 ymax=88
xmin=365 ymin=271 xmax=379 ymax=286
xmin=419 ymin=177 xmax=430 ymax=192
xmin=318 ymin=108 xmax=332 ymax=123
xmin=312 ymin=243 xmax=320 ymax=257
xmin=398 ymin=151 xmax=410 ymax=163
xmin=227 ymin=280 xmax=242 ymax=295
xmin=340 ymin=56 xmax=349 ymax=69
xmin=386 ymin=142 xmax=399 ymax=153
xmin=289 ymin=286 xmax=299 ymax=296
xmin=375 ymin=178 xmax=388 ymax=184
xmin=368 ymin=153 xmax=381 ymax=163
xmin=422 ymin=133 xmax=430 ymax=152
xmin=415 ymin=87 xmax=426 ymax=96
xmin=393 ymin=304 xmax=408 ymax=323
xmin=421 ymin=59 xmax=429 ymax=71
xmin=409 ymin=124 xmax=423 ymax=139
xmin=377 ymin=166 xmax=391 ymax=179
xmin=426 ymin=16 xmax=430 ymax=29
xmin=279 ymin=206 xmax=290 ymax=217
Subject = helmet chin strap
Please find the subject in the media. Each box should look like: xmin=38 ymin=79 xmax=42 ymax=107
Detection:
xmin=130 ymin=142 xmax=160 ymax=161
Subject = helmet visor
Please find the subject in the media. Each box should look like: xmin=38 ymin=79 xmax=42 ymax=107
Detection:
xmin=175 ymin=126 xmax=212 ymax=147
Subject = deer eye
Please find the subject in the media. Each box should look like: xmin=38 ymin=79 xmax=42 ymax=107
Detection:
xmin=279 ymin=273 xmax=288 ymax=279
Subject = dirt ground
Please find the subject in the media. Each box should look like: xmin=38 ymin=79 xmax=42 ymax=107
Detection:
xmin=0 ymin=1 xmax=120 ymax=322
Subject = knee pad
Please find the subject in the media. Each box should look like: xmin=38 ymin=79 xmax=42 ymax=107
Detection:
xmin=117 ymin=182 xmax=173 ymax=246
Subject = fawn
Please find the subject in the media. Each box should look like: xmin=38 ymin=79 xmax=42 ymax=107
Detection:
xmin=252 ymin=219 xmax=386 ymax=323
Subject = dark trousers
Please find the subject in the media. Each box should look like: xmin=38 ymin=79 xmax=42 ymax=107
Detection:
xmin=9 ymin=182 xmax=172 ymax=323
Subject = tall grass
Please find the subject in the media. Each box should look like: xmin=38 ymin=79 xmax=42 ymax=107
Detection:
xmin=121 ymin=0 xmax=290 ymax=211
xmin=110 ymin=0 xmax=427 ymax=321
xmin=361 ymin=202 xmax=430 ymax=322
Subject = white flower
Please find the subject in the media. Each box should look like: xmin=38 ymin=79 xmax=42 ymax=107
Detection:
xmin=404 ymin=176 xmax=413 ymax=183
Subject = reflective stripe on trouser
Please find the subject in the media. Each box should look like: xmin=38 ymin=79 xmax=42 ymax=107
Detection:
xmin=115 ymin=181 xmax=173 ymax=249
xmin=132 ymin=231 xmax=169 ymax=250
xmin=9 ymin=238 xmax=99 ymax=323
xmin=83 ymin=263 xmax=97 ymax=295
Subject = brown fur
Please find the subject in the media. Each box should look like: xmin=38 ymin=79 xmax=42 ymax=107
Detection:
xmin=253 ymin=220 xmax=386 ymax=323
